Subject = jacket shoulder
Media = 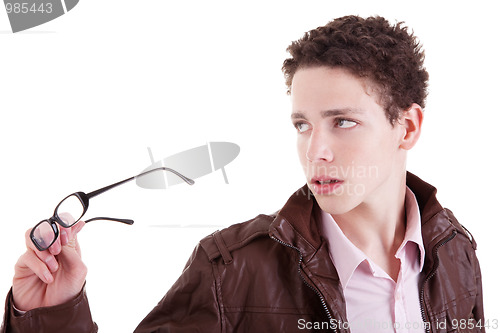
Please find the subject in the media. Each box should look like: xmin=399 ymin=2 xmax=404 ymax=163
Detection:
xmin=199 ymin=213 xmax=276 ymax=264
xmin=443 ymin=208 xmax=477 ymax=250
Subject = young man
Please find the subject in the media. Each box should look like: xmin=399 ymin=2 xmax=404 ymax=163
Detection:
xmin=2 ymin=15 xmax=484 ymax=332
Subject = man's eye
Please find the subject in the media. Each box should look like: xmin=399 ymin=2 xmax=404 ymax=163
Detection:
xmin=337 ymin=119 xmax=357 ymax=129
xmin=295 ymin=122 xmax=311 ymax=133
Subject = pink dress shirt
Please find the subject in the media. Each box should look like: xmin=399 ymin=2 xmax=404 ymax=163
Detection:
xmin=320 ymin=187 xmax=426 ymax=333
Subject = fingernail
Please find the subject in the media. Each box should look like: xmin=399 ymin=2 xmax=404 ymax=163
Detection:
xmin=45 ymin=256 xmax=58 ymax=272
xmin=61 ymin=230 xmax=68 ymax=245
xmin=44 ymin=271 xmax=53 ymax=283
xmin=49 ymin=241 xmax=61 ymax=255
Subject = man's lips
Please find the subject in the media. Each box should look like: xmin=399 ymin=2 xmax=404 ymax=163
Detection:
xmin=309 ymin=177 xmax=344 ymax=194
xmin=310 ymin=176 xmax=343 ymax=184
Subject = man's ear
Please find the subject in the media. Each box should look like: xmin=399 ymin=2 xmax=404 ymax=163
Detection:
xmin=399 ymin=103 xmax=424 ymax=150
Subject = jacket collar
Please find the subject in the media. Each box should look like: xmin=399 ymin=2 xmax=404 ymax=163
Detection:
xmin=406 ymin=172 xmax=443 ymax=223
xmin=268 ymin=185 xmax=321 ymax=262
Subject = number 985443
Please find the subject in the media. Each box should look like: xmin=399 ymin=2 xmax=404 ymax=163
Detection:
xmin=5 ymin=2 xmax=53 ymax=14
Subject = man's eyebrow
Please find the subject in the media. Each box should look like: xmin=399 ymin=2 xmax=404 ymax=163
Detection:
xmin=321 ymin=108 xmax=363 ymax=118
xmin=291 ymin=112 xmax=306 ymax=120
xmin=291 ymin=108 xmax=363 ymax=120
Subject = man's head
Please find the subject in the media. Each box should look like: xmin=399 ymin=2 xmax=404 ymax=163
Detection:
xmin=285 ymin=16 xmax=426 ymax=216
xmin=283 ymin=15 xmax=429 ymax=125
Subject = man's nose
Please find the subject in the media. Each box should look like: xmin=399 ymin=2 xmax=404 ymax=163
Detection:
xmin=305 ymin=129 xmax=334 ymax=162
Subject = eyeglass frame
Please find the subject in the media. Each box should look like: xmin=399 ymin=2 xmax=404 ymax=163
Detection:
xmin=30 ymin=167 xmax=194 ymax=251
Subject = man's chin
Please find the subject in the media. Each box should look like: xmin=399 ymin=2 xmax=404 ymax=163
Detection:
xmin=314 ymin=194 xmax=360 ymax=217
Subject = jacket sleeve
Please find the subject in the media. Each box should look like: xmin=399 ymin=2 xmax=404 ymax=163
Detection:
xmin=461 ymin=222 xmax=485 ymax=332
xmin=134 ymin=242 xmax=222 ymax=333
xmin=472 ymin=250 xmax=485 ymax=332
xmin=0 ymin=286 xmax=97 ymax=333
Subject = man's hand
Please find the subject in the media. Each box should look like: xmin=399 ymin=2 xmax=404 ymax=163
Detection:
xmin=12 ymin=219 xmax=87 ymax=311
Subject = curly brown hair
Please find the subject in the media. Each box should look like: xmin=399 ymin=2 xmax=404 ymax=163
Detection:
xmin=282 ymin=15 xmax=429 ymax=124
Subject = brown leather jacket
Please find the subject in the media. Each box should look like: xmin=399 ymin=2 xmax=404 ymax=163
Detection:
xmin=2 ymin=173 xmax=484 ymax=332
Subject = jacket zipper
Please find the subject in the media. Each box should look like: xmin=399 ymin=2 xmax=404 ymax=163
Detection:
xmin=419 ymin=229 xmax=457 ymax=333
xmin=270 ymin=235 xmax=338 ymax=333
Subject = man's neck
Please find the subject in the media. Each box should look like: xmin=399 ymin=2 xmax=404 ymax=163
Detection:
xmin=331 ymin=173 xmax=407 ymax=281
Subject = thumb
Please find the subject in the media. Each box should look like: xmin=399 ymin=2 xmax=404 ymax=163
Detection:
xmin=58 ymin=221 xmax=86 ymax=267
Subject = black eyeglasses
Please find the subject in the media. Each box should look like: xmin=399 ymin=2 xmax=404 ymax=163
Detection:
xmin=30 ymin=167 xmax=194 ymax=251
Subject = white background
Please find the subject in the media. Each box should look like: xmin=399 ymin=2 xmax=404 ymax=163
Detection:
xmin=0 ymin=1 xmax=498 ymax=331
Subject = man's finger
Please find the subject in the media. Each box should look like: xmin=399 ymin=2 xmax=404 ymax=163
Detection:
xmin=15 ymin=251 xmax=54 ymax=284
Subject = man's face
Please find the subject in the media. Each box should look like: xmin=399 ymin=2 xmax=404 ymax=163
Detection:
xmin=291 ymin=66 xmax=407 ymax=216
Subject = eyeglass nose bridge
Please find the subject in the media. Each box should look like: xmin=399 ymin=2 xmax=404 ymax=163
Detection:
xmin=48 ymin=218 xmax=59 ymax=237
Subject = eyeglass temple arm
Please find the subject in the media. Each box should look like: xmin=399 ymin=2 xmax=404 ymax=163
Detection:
xmin=86 ymin=167 xmax=195 ymax=199
xmin=85 ymin=217 xmax=134 ymax=225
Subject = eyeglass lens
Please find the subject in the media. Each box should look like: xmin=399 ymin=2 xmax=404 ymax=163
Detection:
xmin=56 ymin=194 xmax=85 ymax=227
xmin=32 ymin=221 xmax=56 ymax=250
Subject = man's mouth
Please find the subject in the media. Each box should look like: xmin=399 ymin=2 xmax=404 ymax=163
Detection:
xmin=310 ymin=177 xmax=344 ymax=194
xmin=316 ymin=179 xmax=342 ymax=185
xmin=311 ymin=176 xmax=343 ymax=184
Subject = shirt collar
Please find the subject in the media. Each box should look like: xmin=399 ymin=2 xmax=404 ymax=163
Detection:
xmin=400 ymin=186 xmax=425 ymax=271
xmin=319 ymin=186 xmax=425 ymax=289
